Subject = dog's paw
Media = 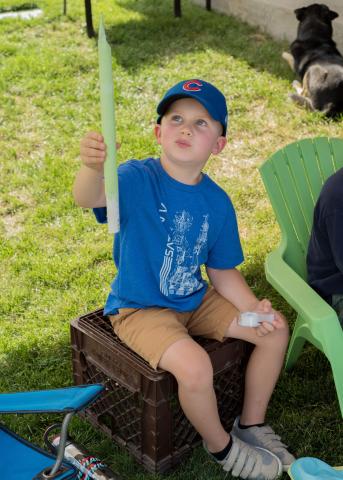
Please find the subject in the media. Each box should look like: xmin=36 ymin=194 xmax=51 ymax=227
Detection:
xmin=289 ymin=93 xmax=314 ymax=110
xmin=292 ymin=80 xmax=303 ymax=94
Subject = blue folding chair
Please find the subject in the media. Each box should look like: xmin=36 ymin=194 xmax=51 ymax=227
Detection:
xmin=0 ymin=384 xmax=104 ymax=480
xmin=288 ymin=457 xmax=343 ymax=480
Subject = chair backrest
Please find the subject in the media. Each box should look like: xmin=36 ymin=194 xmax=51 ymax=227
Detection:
xmin=259 ymin=138 xmax=343 ymax=279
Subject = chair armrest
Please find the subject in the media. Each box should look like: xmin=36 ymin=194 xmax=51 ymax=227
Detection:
xmin=0 ymin=384 xmax=104 ymax=414
xmin=265 ymin=247 xmax=338 ymax=324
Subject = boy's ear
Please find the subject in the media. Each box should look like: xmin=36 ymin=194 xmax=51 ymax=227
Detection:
xmin=154 ymin=124 xmax=162 ymax=144
xmin=212 ymin=136 xmax=227 ymax=155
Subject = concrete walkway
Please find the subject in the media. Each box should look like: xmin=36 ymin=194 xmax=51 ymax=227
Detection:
xmin=191 ymin=0 xmax=343 ymax=52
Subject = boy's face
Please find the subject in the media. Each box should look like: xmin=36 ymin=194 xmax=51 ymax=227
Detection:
xmin=154 ymin=98 xmax=227 ymax=172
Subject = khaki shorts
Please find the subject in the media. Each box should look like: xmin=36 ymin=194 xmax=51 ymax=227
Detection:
xmin=109 ymin=287 xmax=238 ymax=369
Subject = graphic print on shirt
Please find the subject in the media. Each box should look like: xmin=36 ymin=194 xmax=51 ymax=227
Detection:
xmin=159 ymin=210 xmax=209 ymax=296
xmin=158 ymin=202 xmax=167 ymax=223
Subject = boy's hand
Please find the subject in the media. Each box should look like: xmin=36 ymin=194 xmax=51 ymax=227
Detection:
xmin=80 ymin=131 xmax=106 ymax=172
xmin=251 ymin=298 xmax=287 ymax=337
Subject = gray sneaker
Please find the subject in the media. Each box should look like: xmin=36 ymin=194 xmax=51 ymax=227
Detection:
xmin=204 ymin=434 xmax=282 ymax=479
xmin=232 ymin=417 xmax=295 ymax=472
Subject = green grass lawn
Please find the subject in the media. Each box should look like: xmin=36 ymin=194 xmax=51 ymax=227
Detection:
xmin=0 ymin=0 xmax=342 ymax=478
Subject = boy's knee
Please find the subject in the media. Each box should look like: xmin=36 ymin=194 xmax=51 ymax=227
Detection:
xmin=269 ymin=322 xmax=290 ymax=348
xmin=178 ymin=354 xmax=213 ymax=392
xmin=258 ymin=321 xmax=290 ymax=350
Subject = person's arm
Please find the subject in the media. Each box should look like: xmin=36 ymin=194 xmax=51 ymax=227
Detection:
xmin=73 ymin=131 xmax=107 ymax=208
xmin=207 ymin=267 xmax=286 ymax=335
xmin=207 ymin=267 xmax=258 ymax=311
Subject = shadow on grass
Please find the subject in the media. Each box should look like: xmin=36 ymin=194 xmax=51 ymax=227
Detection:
xmin=271 ymin=348 xmax=342 ymax=464
xmin=0 ymin=337 xmax=73 ymax=392
xmin=0 ymin=337 xmax=72 ymax=437
xmin=101 ymin=0 xmax=293 ymax=80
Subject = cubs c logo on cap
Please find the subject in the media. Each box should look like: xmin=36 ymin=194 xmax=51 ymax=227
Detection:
xmin=182 ymin=80 xmax=203 ymax=92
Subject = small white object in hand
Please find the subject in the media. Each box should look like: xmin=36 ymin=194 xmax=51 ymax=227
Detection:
xmin=239 ymin=312 xmax=275 ymax=327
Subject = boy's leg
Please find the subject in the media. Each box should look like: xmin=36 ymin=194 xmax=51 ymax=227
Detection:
xmin=159 ymin=336 xmax=283 ymax=479
xmin=225 ymin=318 xmax=289 ymax=425
xmin=184 ymin=286 xmax=288 ymax=426
xmin=225 ymin=318 xmax=295 ymax=470
xmin=111 ymin=306 xmax=230 ymax=449
xmin=186 ymin=286 xmax=289 ymax=423
xmin=185 ymin=287 xmax=293 ymax=471
xmin=111 ymin=307 xmax=229 ymax=451
xmin=158 ymin=337 xmax=229 ymax=453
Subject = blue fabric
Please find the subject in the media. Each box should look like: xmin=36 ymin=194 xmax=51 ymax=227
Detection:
xmin=307 ymin=167 xmax=343 ymax=303
xmin=0 ymin=425 xmax=76 ymax=479
xmin=93 ymin=158 xmax=243 ymax=315
xmin=289 ymin=457 xmax=343 ymax=480
xmin=0 ymin=384 xmax=104 ymax=413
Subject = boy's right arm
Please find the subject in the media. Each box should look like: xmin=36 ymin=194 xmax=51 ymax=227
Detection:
xmin=73 ymin=132 xmax=107 ymax=208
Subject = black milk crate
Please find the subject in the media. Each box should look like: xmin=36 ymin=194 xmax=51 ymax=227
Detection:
xmin=71 ymin=309 xmax=251 ymax=473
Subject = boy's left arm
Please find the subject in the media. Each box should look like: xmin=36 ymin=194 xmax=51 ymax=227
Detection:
xmin=206 ymin=267 xmax=286 ymax=335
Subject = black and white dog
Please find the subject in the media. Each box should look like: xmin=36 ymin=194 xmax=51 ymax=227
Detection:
xmin=282 ymin=3 xmax=343 ymax=117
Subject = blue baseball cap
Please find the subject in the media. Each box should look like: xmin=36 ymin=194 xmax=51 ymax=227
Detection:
xmin=157 ymin=79 xmax=228 ymax=135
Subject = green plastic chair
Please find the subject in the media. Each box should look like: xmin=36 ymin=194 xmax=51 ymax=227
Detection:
xmin=259 ymin=137 xmax=343 ymax=417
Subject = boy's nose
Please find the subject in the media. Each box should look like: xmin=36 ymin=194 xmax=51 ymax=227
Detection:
xmin=181 ymin=125 xmax=192 ymax=136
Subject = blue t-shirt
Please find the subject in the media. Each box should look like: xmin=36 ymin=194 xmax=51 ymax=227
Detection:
xmin=94 ymin=158 xmax=244 ymax=314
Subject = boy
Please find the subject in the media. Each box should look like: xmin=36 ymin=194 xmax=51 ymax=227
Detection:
xmin=307 ymin=166 xmax=343 ymax=327
xmin=73 ymin=79 xmax=294 ymax=479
